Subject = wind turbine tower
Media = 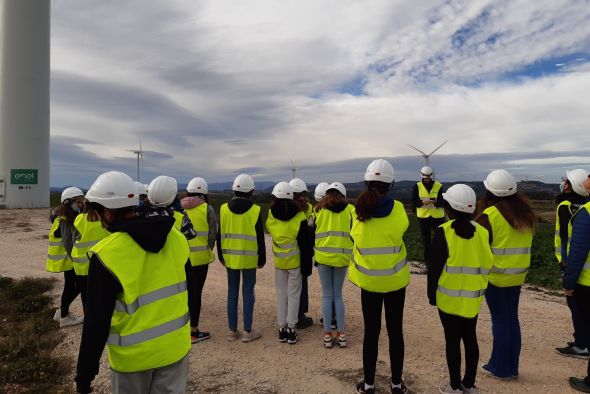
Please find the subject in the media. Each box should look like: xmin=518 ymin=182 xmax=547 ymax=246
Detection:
xmin=131 ymin=140 xmax=144 ymax=182
xmin=408 ymin=140 xmax=448 ymax=167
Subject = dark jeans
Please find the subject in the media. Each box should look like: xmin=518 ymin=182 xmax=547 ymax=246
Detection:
xmin=298 ymin=274 xmax=309 ymax=320
xmin=439 ymin=310 xmax=479 ymax=390
xmin=61 ymin=269 xmax=82 ymax=318
xmin=227 ymin=268 xmax=256 ymax=332
xmin=567 ymin=294 xmax=589 ymax=349
xmin=361 ymin=288 xmax=406 ymax=386
xmin=188 ymin=265 xmax=209 ymax=328
xmin=574 ymin=284 xmax=590 ymax=382
xmin=418 ymin=217 xmax=445 ymax=264
xmin=484 ymin=284 xmax=521 ymax=378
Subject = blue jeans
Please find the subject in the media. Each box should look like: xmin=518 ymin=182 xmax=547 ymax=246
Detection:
xmin=484 ymin=284 xmax=521 ymax=378
xmin=317 ymin=264 xmax=347 ymax=332
xmin=227 ymin=268 xmax=256 ymax=332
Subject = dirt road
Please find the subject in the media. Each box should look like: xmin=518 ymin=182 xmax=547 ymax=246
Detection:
xmin=0 ymin=208 xmax=582 ymax=393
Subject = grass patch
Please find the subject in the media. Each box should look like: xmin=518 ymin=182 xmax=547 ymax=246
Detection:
xmin=0 ymin=276 xmax=72 ymax=392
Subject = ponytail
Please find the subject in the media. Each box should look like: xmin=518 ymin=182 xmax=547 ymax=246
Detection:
xmin=444 ymin=201 xmax=475 ymax=239
xmin=354 ymin=181 xmax=392 ymax=222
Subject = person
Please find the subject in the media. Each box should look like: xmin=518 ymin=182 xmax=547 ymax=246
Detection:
xmin=349 ymin=159 xmax=409 ymax=394
xmin=412 ymin=166 xmax=445 ymax=265
xmin=217 ymin=173 xmax=266 ymax=342
xmin=48 ymin=186 xmax=85 ymax=328
xmin=555 ymin=169 xmax=590 ymax=358
xmin=265 ymin=182 xmax=312 ymax=344
xmin=181 ymin=177 xmax=217 ymax=343
xmin=146 ymin=176 xmax=196 ymax=240
xmin=564 ymin=174 xmax=590 ymax=392
xmin=75 ymin=171 xmax=191 ymax=394
xmin=310 ymin=182 xmax=353 ymax=348
xmin=71 ymin=202 xmax=111 ymax=308
xmin=290 ymin=177 xmax=314 ymax=329
xmin=476 ymin=169 xmax=535 ymax=380
xmin=428 ymin=184 xmax=494 ymax=394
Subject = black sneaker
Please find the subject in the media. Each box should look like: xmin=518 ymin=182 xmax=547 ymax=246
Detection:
xmin=190 ymin=330 xmax=211 ymax=344
xmin=278 ymin=328 xmax=287 ymax=343
xmin=356 ymin=381 xmax=375 ymax=394
xmin=556 ymin=345 xmax=590 ymax=359
xmin=296 ymin=315 xmax=313 ymax=329
xmin=391 ymin=381 xmax=408 ymax=393
xmin=570 ymin=377 xmax=590 ymax=393
xmin=287 ymin=328 xmax=298 ymax=344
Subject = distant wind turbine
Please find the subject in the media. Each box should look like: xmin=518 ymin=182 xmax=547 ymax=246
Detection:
xmin=408 ymin=140 xmax=448 ymax=166
xmin=289 ymin=157 xmax=297 ymax=180
xmin=130 ymin=139 xmax=144 ymax=182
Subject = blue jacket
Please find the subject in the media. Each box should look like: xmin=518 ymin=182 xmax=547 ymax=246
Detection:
xmin=564 ymin=207 xmax=590 ymax=290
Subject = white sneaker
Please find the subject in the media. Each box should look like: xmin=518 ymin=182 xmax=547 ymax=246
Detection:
xmin=53 ymin=309 xmax=61 ymax=322
xmin=59 ymin=314 xmax=83 ymax=328
xmin=438 ymin=383 xmax=462 ymax=394
xmin=461 ymin=384 xmax=479 ymax=394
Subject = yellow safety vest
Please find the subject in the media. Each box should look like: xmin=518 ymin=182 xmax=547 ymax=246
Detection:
xmin=185 ymin=203 xmax=215 ymax=266
xmin=569 ymin=202 xmax=590 ymax=286
xmin=46 ymin=216 xmax=73 ymax=273
xmin=266 ymin=210 xmax=307 ymax=270
xmin=484 ymin=205 xmax=533 ymax=287
xmin=173 ymin=210 xmax=184 ymax=231
xmin=554 ymin=200 xmax=572 ymax=264
xmin=304 ymin=203 xmax=313 ymax=220
xmin=71 ymin=213 xmax=110 ymax=276
xmin=436 ymin=221 xmax=493 ymax=318
xmin=348 ymin=200 xmax=410 ymax=293
xmin=220 ymin=203 xmax=260 ymax=269
xmin=89 ymin=227 xmax=190 ymax=373
xmin=314 ymin=205 xmax=354 ymax=267
xmin=416 ymin=181 xmax=445 ymax=219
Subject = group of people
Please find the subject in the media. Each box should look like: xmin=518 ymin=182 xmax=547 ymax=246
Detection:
xmin=44 ymin=159 xmax=590 ymax=394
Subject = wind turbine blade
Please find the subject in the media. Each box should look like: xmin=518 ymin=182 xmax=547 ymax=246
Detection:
xmin=408 ymin=144 xmax=427 ymax=156
xmin=428 ymin=140 xmax=448 ymax=156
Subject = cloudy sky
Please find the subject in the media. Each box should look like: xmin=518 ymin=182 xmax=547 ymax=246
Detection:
xmin=50 ymin=0 xmax=590 ymax=187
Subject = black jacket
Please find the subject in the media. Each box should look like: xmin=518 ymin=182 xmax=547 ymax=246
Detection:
xmin=270 ymin=199 xmax=313 ymax=276
xmin=75 ymin=215 xmax=192 ymax=393
xmin=216 ymin=197 xmax=266 ymax=268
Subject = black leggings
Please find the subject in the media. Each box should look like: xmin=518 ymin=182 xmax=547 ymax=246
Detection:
xmin=419 ymin=217 xmax=445 ymax=263
xmin=361 ymin=287 xmax=406 ymax=386
xmin=438 ymin=310 xmax=479 ymax=389
xmin=188 ymin=264 xmax=209 ymax=328
xmin=574 ymin=284 xmax=590 ymax=382
xmin=61 ymin=269 xmax=82 ymax=318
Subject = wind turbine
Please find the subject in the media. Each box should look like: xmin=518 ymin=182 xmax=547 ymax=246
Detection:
xmin=289 ymin=157 xmax=297 ymax=180
xmin=131 ymin=139 xmax=144 ymax=182
xmin=408 ymin=140 xmax=448 ymax=166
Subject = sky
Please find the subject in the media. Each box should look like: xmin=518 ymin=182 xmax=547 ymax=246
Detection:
xmin=49 ymin=0 xmax=590 ymax=188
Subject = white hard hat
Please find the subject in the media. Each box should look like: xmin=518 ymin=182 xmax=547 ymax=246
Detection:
xmin=61 ymin=187 xmax=84 ymax=203
xmin=365 ymin=159 xmax=395 ymax=183
xmin=314 ymin=182 xmax=330 ymax=202
xmin=187 ymin=177 xmax=208 ymax=194
xmin=86 ymin=171 xmax=138 ymax=209
xmin=148 ymin=176 xmax=178 ymax=207
xmin=271 ymin=181 xmax=293 ymax=200
xmin=327 ymin=182 xmax=346 ymax=197
xmin=232 ymin=174 xmax=255 ymax=192
xmin=420 ymin=166 xmax=433 ymax=177
xmin=289 ymin=178 xmax=308 ymax=193
xmin=134 ymin=181 xmax=147 ymax=196
xmin=442 ymin=184 xmax=476 ymax=214
xmin=566 ymin=169 xmax=590 ymax=197
xmin=483 ymin=169 xmax=517 ymax=197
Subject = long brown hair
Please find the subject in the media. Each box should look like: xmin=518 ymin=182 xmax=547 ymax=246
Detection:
xmin=293 ymin=192 xmax=309 ymax=213
xmin=314 ymin=189 xmax=346 ymax=212
xmin=477 ymin=191 xmax=536 ymax=233
xmin=354 ymin=181 xmax=392 ymax=222
xmin=56 ymin=203 xmax=78 ymax=226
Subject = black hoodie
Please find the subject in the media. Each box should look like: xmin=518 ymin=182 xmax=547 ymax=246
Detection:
xmin=216 ymin=197 xmax=266 ymax=268
xmin=269 ymin=199 xmax=313 ymax=276
xmin=75 ymin=215 xmax=192 ymax=392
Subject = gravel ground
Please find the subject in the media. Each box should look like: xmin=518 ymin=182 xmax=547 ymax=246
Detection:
xmin=0 ymin=208 xmax=583 ymax=393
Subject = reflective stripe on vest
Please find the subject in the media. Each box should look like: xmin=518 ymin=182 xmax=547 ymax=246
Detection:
xmin=445 ymin=266 xmax=490 ymax=275
xmin=46 ymin=217 xmax=73 ymax=273
xmin=220 ymin=203 xmax=260 ymax=269
xmin=115 ymin=281 xmax=187 ymax=314
xmin=185 ymin=204 xmax=215 ymax=266
xmin=416 ymin=181 xmax=444 ymax=219
xmin=72 ymin=213 xmax=110 ymax=276
xmin=484 ymin=205 xmax=532 ymax=287
xmin=314 ymin=205 xmax=353 ymax=267
xmin=437 ymin=285 xmax=486 ymax=298
xmin=108 ymin=313 xmax=190 ymax=346
xmin=265 ymin=209 xmax=306 ymax=270
xmin=348 ymin=201 xmax=410 ymax=293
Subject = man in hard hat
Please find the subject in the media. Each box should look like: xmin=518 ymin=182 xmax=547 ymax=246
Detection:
xmin=217 ymin=174 xmax=266 ymax=342
xmin=75 ymin=171 xmax=191 ymax=394
xmin=412 ymin=166 xmax=445 ymax=266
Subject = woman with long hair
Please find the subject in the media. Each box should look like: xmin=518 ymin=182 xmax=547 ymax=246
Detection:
xmin=477 ymin=169 xmax=536 ymax=380
xmin=349 ymin=159 xmax=409 ymax=394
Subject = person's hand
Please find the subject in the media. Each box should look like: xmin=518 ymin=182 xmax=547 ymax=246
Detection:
xmin=564 ymin=288 xmax=575 ymax=297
